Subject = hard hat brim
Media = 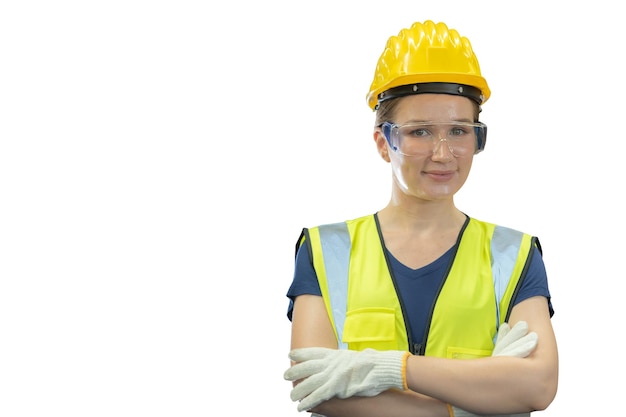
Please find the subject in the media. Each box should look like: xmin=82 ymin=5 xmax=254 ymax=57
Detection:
xmin=367 ymin=75 xmax=490 ymax=110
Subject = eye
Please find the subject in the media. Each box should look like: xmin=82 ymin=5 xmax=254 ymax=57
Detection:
xmin=449 ymin=126 xmax=470 ymax=136
xmin=404 ymin=127 xmax=431 ymax=138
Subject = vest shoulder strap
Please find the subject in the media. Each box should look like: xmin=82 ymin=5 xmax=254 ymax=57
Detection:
xmin=491 ymin=224 xmax=528 ymax=327
xmin=317 ymin=222 xmax=351 ymax=349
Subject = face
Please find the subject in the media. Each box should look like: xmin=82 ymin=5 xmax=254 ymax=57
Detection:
xmin=374 ymin=94 xmax=477 ymax=202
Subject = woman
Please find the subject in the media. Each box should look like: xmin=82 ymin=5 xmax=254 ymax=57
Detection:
xmin=284 ymin=20 xmax=558 ymax=417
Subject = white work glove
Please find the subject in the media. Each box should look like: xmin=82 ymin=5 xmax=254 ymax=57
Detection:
xmin=449 ymin=321 xmax=537 ymax=417
xmin=284 ymin=347 xmax=409 ymax=412
xmin=492 ymin=321 xmax=538 ymax=358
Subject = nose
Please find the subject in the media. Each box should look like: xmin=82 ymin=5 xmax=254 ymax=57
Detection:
xmin=431 ymin=137 xmax=456 ymax=160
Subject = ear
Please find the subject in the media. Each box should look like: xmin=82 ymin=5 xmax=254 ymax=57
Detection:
xmin=374 ymin=128 xmax=391 ymax=163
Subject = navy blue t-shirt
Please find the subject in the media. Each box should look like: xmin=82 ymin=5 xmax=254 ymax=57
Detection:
xmin=286 ymin=231 xmax=553 ymax=346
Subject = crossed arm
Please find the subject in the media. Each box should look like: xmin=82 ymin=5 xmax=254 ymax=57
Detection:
xmin=288 ymin=294 xmax=558 ymax=416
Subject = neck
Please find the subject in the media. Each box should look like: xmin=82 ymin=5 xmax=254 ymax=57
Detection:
xmin=380 ymin=196 xmax=464 ymax=230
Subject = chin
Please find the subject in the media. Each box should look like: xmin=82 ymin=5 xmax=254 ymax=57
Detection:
xmin=410 ymin=185 xmax=460 ymax=200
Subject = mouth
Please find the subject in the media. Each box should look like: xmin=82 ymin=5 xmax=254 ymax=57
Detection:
xmin=424 ymin=170 xmax=455 ymax=181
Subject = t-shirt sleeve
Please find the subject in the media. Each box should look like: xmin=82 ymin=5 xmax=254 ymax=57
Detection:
xmin=514 ymin=245 xmax=555 ymax=317
xmin=286 ymin=237 xmax=322 ymax=321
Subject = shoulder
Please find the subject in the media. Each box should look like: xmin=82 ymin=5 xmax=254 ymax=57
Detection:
xmin=468 ymin=216 xmax=536 ymax=238
xmin=305 ymin=213 xmax=376 ymax=232
xmin=297 ymin=214 xmax=376 ymax=251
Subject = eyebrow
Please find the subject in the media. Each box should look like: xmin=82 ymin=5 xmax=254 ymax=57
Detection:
xmin=400 ymin=119 xmax=475 ymax=124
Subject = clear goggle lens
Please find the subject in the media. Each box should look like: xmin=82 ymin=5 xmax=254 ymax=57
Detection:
xmin=381 ymin=121 xmax=487 ymax=157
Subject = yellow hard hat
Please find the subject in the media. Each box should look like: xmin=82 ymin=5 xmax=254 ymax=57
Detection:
xmin=366 ymin=20 xmax=490 ymax=111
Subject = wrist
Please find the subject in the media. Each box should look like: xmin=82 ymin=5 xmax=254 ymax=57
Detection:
xmin=401 ymin=351 xmax=411 ymax=390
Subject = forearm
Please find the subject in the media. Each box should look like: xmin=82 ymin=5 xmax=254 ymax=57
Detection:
xmin=406 ymin=355 xmax=555 ymax=414
xmin=311 ymin=389 xmax=449 ymax=417
xmin=406 ymin=300 xmax=558 ymax=414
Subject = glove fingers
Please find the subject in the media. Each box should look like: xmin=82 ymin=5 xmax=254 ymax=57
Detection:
xmin=293 ymin=375 xmax=333 ymax=411
xmin=284 ymin=359 xmax=325 ymax=382
xmin=493 ymin=321 xmax=528 ymax=355
xmin=493 ymin=332 xmax=538 ymax=358
xmin=288 ymin=347 xmax=333 ymax=362
xmin=505 ymin=332 xmax=538 ymax=357
xmin=494 ymin=322 xmax=511 ymax=345
xmin=505 ymin=321 xmax=529 ymax=341
xmin=290 ymin=372 xmax=326 ymax=401
xmin=285 ymin=347 xmax=335 ymax=381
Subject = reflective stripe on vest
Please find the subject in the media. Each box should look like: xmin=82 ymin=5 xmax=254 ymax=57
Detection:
xmin=317 ymin=222 xmax=525 ymax=349
xmin=318 ymin=222 xmax=350 ymax=349
xmin=491 ymin=225 xmax=524 ymax=336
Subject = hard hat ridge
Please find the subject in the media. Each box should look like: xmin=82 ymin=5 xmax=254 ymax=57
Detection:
xmin=366 ymin=20 xmax=491 ymax=110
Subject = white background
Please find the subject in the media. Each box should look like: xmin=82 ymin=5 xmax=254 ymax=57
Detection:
xmin=0 ymin=1 xmax=622 ymax=415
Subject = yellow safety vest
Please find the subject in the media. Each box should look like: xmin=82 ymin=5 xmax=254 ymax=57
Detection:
xmin=300 ymin=214 xmax=537 ymax=359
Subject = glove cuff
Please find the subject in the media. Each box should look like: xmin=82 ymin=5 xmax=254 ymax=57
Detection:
xmin=373 ymin=350 xmax=410 ymax=391
xmin=400 ymin=351 xmax=410 ymax=390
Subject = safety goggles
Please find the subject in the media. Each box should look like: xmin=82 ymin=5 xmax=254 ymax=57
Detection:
xmin=380 ymin=121 xmax=487 ymax=157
